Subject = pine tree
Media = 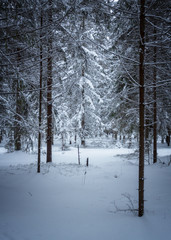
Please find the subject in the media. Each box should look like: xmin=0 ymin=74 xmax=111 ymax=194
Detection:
xmin=138 ymin=0 xmax=145 ymax=217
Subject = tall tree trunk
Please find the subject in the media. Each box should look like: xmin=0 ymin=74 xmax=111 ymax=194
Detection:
xmin=37 ymin=9 xmax=43 ymax=173
xmin=81 ymin=13 xmax=86 ymax=147
xmin=153 ymin=25 xmax=157 ymax=164
xmin=14 ymin=49 xmax=21 ymax=151
xmin=138 ymin=0 xmax=145 ymax=217
xmin=81 ymin=68 xmax=85 ymax=147
xmin=46 ymin=0 xmax=53 ymax=163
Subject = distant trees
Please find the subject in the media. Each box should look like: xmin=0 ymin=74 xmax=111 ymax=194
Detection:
xmin=0 ymin=0 xmax=170 ymax=167
xmin=0 ymin=0 xmax=38 ymax=151
xmin=56 ymin=1 xmax=106 ymax=146
xmin=107 ymin=0 xmax=171 ymax=150
xmin=143 ymin=0 xmax=171 ymax=163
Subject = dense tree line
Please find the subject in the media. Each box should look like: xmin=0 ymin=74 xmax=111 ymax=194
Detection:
xmin=1 ymin=1 xmax=170 ymax=145
xmin=0 ymin=0 xmax=170 ymax=148
xmin=0 ymin=1 xmax=170 ymax=157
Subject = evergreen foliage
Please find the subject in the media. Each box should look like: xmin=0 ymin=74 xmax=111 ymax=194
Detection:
xmin=0 ymin=0 xmax=170 ymax=154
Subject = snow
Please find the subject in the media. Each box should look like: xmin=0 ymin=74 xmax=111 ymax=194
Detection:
xmin=82 ymin=46 xmax=98 ymax=58
xmin=0 ymin=140 xmax=171 ymax=240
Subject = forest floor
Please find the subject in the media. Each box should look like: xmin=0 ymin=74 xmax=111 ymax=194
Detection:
xmin=0 ymin=137 xmax=171 ymax=240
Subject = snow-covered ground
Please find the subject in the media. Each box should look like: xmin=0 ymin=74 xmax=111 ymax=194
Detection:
xmin=0 ymin=139 xmax=171 ymax=240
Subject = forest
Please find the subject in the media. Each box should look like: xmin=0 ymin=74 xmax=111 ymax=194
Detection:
xmin=0 ymin=0 xmax=171 ymax=237
xmin=1 ymin=0 xmax=170 ymax=153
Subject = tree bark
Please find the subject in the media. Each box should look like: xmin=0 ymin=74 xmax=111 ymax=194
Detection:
xmin=14 ymin=80 xmax=21 ymax=150
xmin=138 ymin=0 xmax=145 ymax=217
xmin=81 ymin=68 xmax=85 ymax=147
xmin=46 ymin=0 xmax=53 ymax=163
xmin=81 ymin=13 xmax=86 ymax=147
xmin=14 ymin=49 xmax=21 ymax=151
xmin=153 ymin=25 xmax=157 ymax=164
xmin=37 ymin=9 xmax=43 ymax=173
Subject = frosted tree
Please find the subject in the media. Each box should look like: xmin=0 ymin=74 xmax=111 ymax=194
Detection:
xmin=103 ymin=0 xmax=140 ymax=142
xmin=60 ymin=1 xmax=106 ymax=146
xmin=0 ymin=0 xmax=40 ymax=151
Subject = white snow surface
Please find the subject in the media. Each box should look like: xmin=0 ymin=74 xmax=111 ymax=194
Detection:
xmin=0 ymin=139 xmax=171 ymax=240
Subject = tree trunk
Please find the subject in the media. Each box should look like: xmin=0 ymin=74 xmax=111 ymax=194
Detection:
xmin=138 ymin=0 xmax=145 ymax=217
xmin=153 ymin=25 xmax=157 ymax=164
xmin=81 ymin=70 xmax=85 ymax=147
xmin=14 ymin=82 xmax=21 ymax=150
xmin=81 ymin=13 xmax=86 ymax=147
xmin=14 ymin=49 xmax=21 ymax=151
xmin=78 ymin=145 xmax=80 ymax=165
xmin=115 ymin=132 xmax=118 ymax=141
xmin=145 ymin=110 xmax=151 ymax=164
xmin=37 ymin=9 xmax=43 ymax=173
xmin=46 ymin=0 xmax=53 ymax=163
xmin=0 ymin=130 xmax=2 ymax=143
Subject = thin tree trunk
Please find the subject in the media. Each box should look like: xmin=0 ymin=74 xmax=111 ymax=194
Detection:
xmin=37 ymin=10 xmax=43 ymax=173
xmin=81 ymin=68 xmax=85 ymax=147
xmin=14 ymin=6 xmax=21 ymax=151
xmin=145 ymin=110 xmax=150 ymax=164
xmin=14 ymin=49 xmax=21 ymax=151
xmin=46 ymin=0 xmax=53 ymax=163
xmin=138 ymin=0 xmax=145 ymax=217
xmin=0 ymin=130 xmax=2 ymax=143
xmin=153 ymin=25 xmax=157 ymax=164
xmin=14 ymin=80 xmax=21 ymax=150
xmin=78 ymin=145 xmax=80 ymax=165
xmin=81 ymin=13 xmax=86 ymax=147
